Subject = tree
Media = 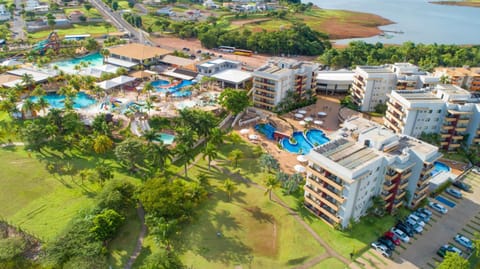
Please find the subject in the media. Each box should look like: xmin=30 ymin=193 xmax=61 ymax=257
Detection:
xmin=228 ymin=149 xmax=243 ymax=168
xmin=223 ymin=179 xmax=236 ymax=201
xmin=78 ymin=169 xmax=93 ymax=185
xmin=21 ymin=73 xmax=35 ymax=88
xmin=285 ymin=173 xmax=303 ymax=194
xmin=202 ymin=142 xmax=217 ymax=171
xmin=437 ymin=252 xmax=469 ymax=269
xmin=46 ymin=13 xmax=56 ymax=30
xmin=100 ymin=49 xmax=110 ymax=64
xmin=175 ymin=143 xmax=195 ymax=178
xmin=259 ymin=153 xmax=279 ymax=173
xmin=474 ymin=232 xmax=480 ymax=257
xmin=146 ymin=142 xmax=171 ymax=175
xmin=143 ymin=129 xmax=157 ymax=144
xmin=142 ymin=81 xmax=154 ymax=99
xmin=92 ymin=114 xmax=111 ymax=136
xmin=264 ymin=175 xmax=279 ymax=201
xmin=96 ymin=164 xmax=114 ymax=186
xmin=37 ymin=97 xmax=50 ymax=115
xmin=115 ymin=138 xmax=145 ymax=171
xmin=25 ymin=10 xmax=35 ymax=20
xmin=218 ymin=88 xmax=250 ymax=115
xmin=21 ymin=98 xmax=37 ymax=118
xmin=84 ymin=2 xmax=92 ymax=12
xmin=146 ymin=216 xmax=178 ymax=251
xmin=0 ymin=237 xmax=26 ymax=261
xmin=93 ymin=134 xmax=114 ymax=154
xmin=90 ymin=209 xmax=124 ymax=242
xmin=112 ymin=1 xmax=119 ymax=11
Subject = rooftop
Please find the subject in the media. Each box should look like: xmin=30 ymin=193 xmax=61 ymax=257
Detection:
xmin=161 ymin=55 xmax=195 ymax=67
xmin=356 ymin=65 xmax=393 ymax=74
xmin=317 ymin=71 xmax=354 ymax=82
xmin=108 ymin=43 xmax=170 ymax=60
xmin=393 ymin=90 xmax=444 ymax=104
xmin=211 ymin=69 xmax=252 ymax=84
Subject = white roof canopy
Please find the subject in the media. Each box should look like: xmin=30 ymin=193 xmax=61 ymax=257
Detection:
xmin=105 ymin=57 xmax=138 ymax=68
xmin=211 ymin=69 xmax=252 ymax=84
xmin=95 ymin=75 xmax=135 ymax=90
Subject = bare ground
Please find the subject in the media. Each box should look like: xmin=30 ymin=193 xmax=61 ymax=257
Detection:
xmin=430 ymin=1 xmax=480 ymax=7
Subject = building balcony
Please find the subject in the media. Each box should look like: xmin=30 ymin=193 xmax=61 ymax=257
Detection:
xmin=385 ymin=172 xmax=398 ymax=181
xmin=415 ymin=184 xmax=429 ymax=195
xmin=413 ymin=192 xmax=428 ymax=203
xmin=440 ymin=141 xmax=449 ymax=146
xmin=452 ymin=135 xmax=463 ymax=140
xmin=253 ymin=79 xmax=275 ymax=87
xmin=441 ymin=133 xmax=451 ymax=138
xmin=386 ymin=111 xmax=403 ymax=125
xmin=253 ymin=86 xmax=275 ymax=94
xmin=384 ymin=182 xmax=395 ymax=191
xmin=394 ymin=200 xmax=403 ymax=208
xmin=456 ymin=127 xmax=467 ymax=132
xmin=442 ymin=125 xmax=454 ymax=131
xmin=253 ymin=99 xmax=274 ymax=108
xmin=307 ymin=178 xmax=344 ymax=203
xmin=421 ymin=165 xmax=434 ymax=176
xmin=382 ymin=191 xmax=394 ymax=201
xmin=474 ymin=138 xmax=480 ymax=143
xmin=450 ymin=143 xmax=461 ymax=148
xmin=458 ymin=119 xmax=469 ymax=124
xmin=308 ymin=168 xmax=344 ymax=190
xmin=254 ymin=92 xmax=275 ymax=100
xmin=445 ymin=117 xmax=457 ymax=122
xmin=305 ymin=196 xmax=340 ymax=223
xmin=397 ymin=190 xmax=406 ymax=199
xmin=399 ymin=180 xmax=409 ymax=189
xmin=401 ymin=171 xmax=412 ymax=180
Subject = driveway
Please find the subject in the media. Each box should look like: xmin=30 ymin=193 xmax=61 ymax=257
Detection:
xmin=12 ymin=0 xmax=26 ymax=40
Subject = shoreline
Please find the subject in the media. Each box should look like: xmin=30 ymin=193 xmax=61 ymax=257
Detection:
xmin=430 ymin=1 xmax=480 ymax=8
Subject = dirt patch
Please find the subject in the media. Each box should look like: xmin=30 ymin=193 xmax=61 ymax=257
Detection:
xmin=431 ymin=1 xmax=480 ymax=7
xmin=230 ymin=18 xmax=271 ymax=26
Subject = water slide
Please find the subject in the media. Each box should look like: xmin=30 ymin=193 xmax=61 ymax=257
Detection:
xmin=158 ymin=80 xmax=181 ymax=89
xmin=33 ymin=32 xmax=60 ymax=55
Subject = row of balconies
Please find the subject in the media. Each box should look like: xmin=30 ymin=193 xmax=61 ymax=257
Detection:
xmin=306 ymin=178 xmax=345 ymax=203
xmin=304 ymin=195 xmax=341 ymax=223
xmin=308 ymin=167 xmax=344 ymax=190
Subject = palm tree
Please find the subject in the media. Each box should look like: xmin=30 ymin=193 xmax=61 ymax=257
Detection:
xmin=209 ymin=127 xmax=224 ymax=146
xmin=147 ymin=142 xmax=171 ymax=174
xmin=145 ymin=99 xmax=154 ymax=117
xmin=202 ymin=142 xmax=218 ymax=171
xmin=93 ymin=134 xmax=114 ymax=154
xmin=37 ymin=97 xmax=50 ymax=115
xmin=175 ymin=143 xmax=195 ymax=178
xmin=223 ymin=179 xmax=236 ymax=201
xmin=100 ymin=48 xmax=110 ymax=64
xmin=21 ymin=99 xmax=36 ymax=118
xmin=21 ymin=73 xmax=35 ymax=89
xmin=31 ymin=85 xmax=46 ymax=97
xmin=264 ymin=175 xmax=280 ymax=201
xmin=143 ymin=129 xmax=157 ymax=144
xmin=143 ymin=81 xmax=154 ymax=99
xmin=78 ymin=169 xmax=92 ymax=185
xmin=228 ymin=149 xmax=243 ymax=168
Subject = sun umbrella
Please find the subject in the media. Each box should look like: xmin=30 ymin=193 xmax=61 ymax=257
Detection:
xmin=298 ymin=110 xmax=307 ymax=114
xmin=248 ymin=134 xmax=259 ymax=140
xmin=294 ymin=113 xmax=304 ymax=118
xmin=240 ymin=129 xmax=249 ymax=134
xmin=299 ymin=120 xmax=306 ymax=126
xmin=297 ymin=155 xmax=308 ymax=163
xmin=314 ymin=120 xmax=323 ymax=125
xmin=317 ymin=112 xmax=327 ymax=116
xmin=304 ymin=117 xmax=313 ymax=122
xmin=294 ymin=164 xmax=306 ymax=173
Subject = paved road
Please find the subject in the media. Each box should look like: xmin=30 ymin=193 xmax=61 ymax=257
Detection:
xmin=12 ymin=0 xmax=26 ymax=40
xmin=88 ymin=0 xmax=153 ymax=45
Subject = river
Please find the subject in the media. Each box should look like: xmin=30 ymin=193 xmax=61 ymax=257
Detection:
xmin=306 ymin=0 xmax=480 ymax=44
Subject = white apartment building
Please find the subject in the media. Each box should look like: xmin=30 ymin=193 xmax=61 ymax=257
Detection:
xmin=384 ymin=84 xmax=480 ymax=151
xmin=390 ymin=63 xmax=439 ymax=90
xmin=252 ymin=58 xmax=319 ymax=111
xmin=304 ymin=117 xmax=441 ymax=228
xmin=351 ymin=66 xmax=397 ymax=112
xmin=196 ymin=58 xmax=241 ymax=76
xmin=316 ymin=70 xmax=354 ymax=95
xmin=0 ymin=5 xmax=11 ymax=21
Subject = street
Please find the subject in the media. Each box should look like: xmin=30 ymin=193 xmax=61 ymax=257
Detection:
xmin=12 ymin=0 xmax=26 ymax=40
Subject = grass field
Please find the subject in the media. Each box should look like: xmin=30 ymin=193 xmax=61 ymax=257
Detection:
xmin=0 ymin=145 xmax=138 ymax=243
xmin=108 ymin=207 xmax=142 ymax=268
xmin=29 ymin=23 xmax=112 ymax=40
xmin=134 ymin=135 xmax=326 ymax=268
xmin=311 ymin=257 xmax=346 ymax=269
xmin=64 ymin=7 xmax=103 ymax=18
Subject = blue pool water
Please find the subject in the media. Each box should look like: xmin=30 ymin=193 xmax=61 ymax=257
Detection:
xmin=155 ymin=133 xmax=175 ymax=145
xmin=151 ymin=79 xmax=195 ymax=97
xmin=255 ymin=123 xmax=276 ymax=140
xmin=435 ymin=196 xmax=456 ymax=208
xmin=282 ymin=129 xmax=330 ymax=155
xmin=431 ymin=161 xmax=451 ymax=177
xmin=52 ymin=53 xmax=104 ymax=73
xmin=29 ymin=92 xmax=97 ymax=109
xmin=306 ymin=129 xmax=330 ymax=147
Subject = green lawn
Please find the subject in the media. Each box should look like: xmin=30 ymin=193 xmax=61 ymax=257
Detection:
xmin=64 ymin=7 xmax=102 ymax=18
xmin=108 ymin=207 xmax=142 ymax=268
xmin=29 ymin=23 xmax=112 ymax=40
xmin=0 ymin=146 xmax=138 ymax=242
xmin=134 ymin=135 xmax=326 ymax=268
xmin=311 ymin=257 xmax=346 ymax=269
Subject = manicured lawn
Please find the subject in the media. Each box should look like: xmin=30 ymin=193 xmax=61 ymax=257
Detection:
xmin=29 ymin=23 xmax=112 ymax=39
xmin=64 ymin=7 xmax=102 ymax=18
xmin=134 ymin=135 xmax=325 ymax=268
xmin=311 ymin=257 xmax=346 ymax=269
xmin=108 ymin=207 xmax=142 ymax=268
xmin=0 ymin=146 xmax=137 ymax=242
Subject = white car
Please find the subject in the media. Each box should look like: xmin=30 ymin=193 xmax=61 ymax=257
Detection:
xmin=429 ymin=202 xmax=448 ymax=214
xmin=371 ymin=241 xmax=392 ymax=258
xmin=405 ymin=218 xmax=423 ymax=234
xmin=407 ymin=214 xmax=425 ymax=227
xmin=391 ymin=228 xmax=410 ymax=243
xmin=455 ymin=234 xmax=474 ymax=250
xmin=472 ymin=167 xmax=480 ymax=174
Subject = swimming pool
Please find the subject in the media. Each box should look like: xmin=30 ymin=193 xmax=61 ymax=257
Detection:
xmin=155 ymin=133 xmax=175 ymax=145
xmin=29 ymin=92 xmax=97 ymax=109
xmin=431 ymin=161 xmax=451 ymax=177
xmin=255 ymin=123 xmax=276 ymax=140
xmin=281 ymin=129 xmax=330 ymax=155
xmin=435 ymin=196 xmax=456 ymax=208
xmin=52 ymin=53 xmax=104 ymax=74
xmin=175 ymin=100 xmax=198 ymax=110
xmin=152 ymin=79 xmax=195 ymax=97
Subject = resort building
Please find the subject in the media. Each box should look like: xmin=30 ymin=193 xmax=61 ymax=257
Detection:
xmin=351 ymin=66 xmax=396 ymax=112
xmin=316 ymin=70 xmax=354 ymax=95
xmin=304 ymin=117 xmax=441 ymax=228
xmin=390 ymin=63 xmax=439 ymax=90
xmin=0 ymin=5 xmax=11 ymax=21
xmin=106 ymin=43 xmax=171 ymax=69
xmin=196 ymin=59 xmax=241 ymax=76
xmin=384 ymin=84 xmax=480 ymax=150
xmin=434 ymin=67 xmax=480 ymax=91
xmin=252 ymin=58 xmax=319 ymax=111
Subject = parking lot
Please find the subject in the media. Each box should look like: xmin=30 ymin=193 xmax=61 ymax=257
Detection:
xmin=357 ymin=168 xmax=480 ymax=269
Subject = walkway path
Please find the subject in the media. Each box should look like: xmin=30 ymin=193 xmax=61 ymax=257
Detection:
xmin=124 ymin=204 xmax=147 ymax=269
xmin=211 ymin=164 xmax=351 ymax=268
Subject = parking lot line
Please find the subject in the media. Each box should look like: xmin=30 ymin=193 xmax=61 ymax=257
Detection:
xmin=425 ymin=261 xmax=436 ymax=268
xmin=462 ymin=228 xmax=475 ymax=236
xmin=367 ymin=250 xmax=389 ymax=266
xmin=466 ymin=223 xmax=480 ymax=232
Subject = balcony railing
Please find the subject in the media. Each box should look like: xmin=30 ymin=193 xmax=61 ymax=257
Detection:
xmin=384 ymin=182 xmax=395 ymax=191
xmin=399 ymin=180 xmax=409 ymax=189
xmin=456 ymin=127 xmax=467 ymax=132
xmin=308 ymin=167 xmax=344 ymax=190
xmin=401 ymin=171 xmax=412 ymax=180
xmin=442 ymin=125 xmax=454 ymax=130
xmin=452 ymin=135 xmax=463 ymax=140
xmin=397 ymin=190 xmax=406 ymax=199
xmin=394 ymin=200 xmax=403 ymax=208
xmin=305 ymin=196 xmax=340 ymax=223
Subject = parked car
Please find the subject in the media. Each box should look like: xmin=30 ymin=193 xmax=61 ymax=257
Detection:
xmin=396 ymin=222 xmax=414 ymax=237
xmin=371 ymin=242 xmax=392 ymax=258
xmin=437 ymin=244 xmax=462 ymax=258
xmin=418 ymin=207 xmax=433 ymax=218
xmin=454 ymin=234 xmax=474 ymax=250
xmin=384 ymin=231 xmax=401 ymax=245
xmin=405 ymin=218 xmax=423 ymax=234
xmin=445 ymin=188 xmax=463 ymax=199
xmin=472 ymin=167 xmax=480 ymax=174
xmin=378 ymin=236 xmax=396 ymax=251
xmin=429 ymin=202 xmax=448 ymax=214
xmin=391 ymin=228 xmax=410 ymax=243
xmin=413 ymin=211 xmax=430 ymax=222
xmin=452 ymin=180 xmax=472 ymax=192
xmin=407 ymin=214 xmax=425 ymax=227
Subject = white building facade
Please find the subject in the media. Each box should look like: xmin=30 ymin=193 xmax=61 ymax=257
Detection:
xmin=351 ymin=66 xmax=397 ymax=112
